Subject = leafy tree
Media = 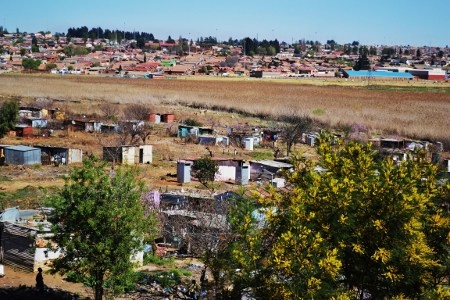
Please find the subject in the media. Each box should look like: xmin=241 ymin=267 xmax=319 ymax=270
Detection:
xmin=22 ymin=58 xmax=41 ymax=72
xmin=381 ymin=47 xmax=396 ymax=58
xmin=0 ymin=100 xmax=19 ymax=138
xmin=45 ymin=63 xmax=57 ymax=70
xmin=229 ymin=133 xmax=450 ymax=299
xmin=416 ymin=48 xmax=422 ymax=58
xmin=20 ymin=48 xmax=26 ymax=56
xmin=256 ymin=46 xmax=267 ymax=56
xmin=192 ymin=155 xmax=219 ymax=189
xmin=31 ymin=44 xmax=40 ymax=53
xmin=166 ymin=35 xmax=175 ymax=43
xmin=63 ymin=45 xmax=89 ymax=57
xmin=49 ymin=158 xmax=158 ymax=300
xmin=353 ymin=53 xmax=371 ymax=70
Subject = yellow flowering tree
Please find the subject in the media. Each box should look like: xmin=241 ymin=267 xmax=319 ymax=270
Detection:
xmin=228 ymin=133 xmax=449 ymax=299
xmin=308 ymin=134 xmax=449 ymax=299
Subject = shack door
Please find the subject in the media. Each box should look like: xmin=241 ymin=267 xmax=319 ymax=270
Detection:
xmin=139 ymin=148 xmax=144 ymax=164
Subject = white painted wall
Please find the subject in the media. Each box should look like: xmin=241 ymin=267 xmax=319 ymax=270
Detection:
xmin=216 ymin=166 xmax=236 ymax=181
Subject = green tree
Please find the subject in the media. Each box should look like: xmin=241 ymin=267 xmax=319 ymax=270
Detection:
xmin=354 ymin=53 xmax=371 ymax=70
xmin=49 ymin=158 xmax=159 ymax=300
xmin=192 ymin=155 xmax=219 ymax=189
xmin=45 ymin=63 xmax=57 ymax=71
xmin=416 ymin=48 xmax=422 ymax=58
xmin=229 ymin=133 xmax=450 ymax=299
xmin=382 ymin=47 xmax=396 ymax=58
xmin=20 ymin=48 xmax=26 ymax=56
xmin=22 ymin=58 xmax=41 ymax=72
xmin=31 ymin=44 xmax=40 ymax=53
xmin=0 ymin=100 xmax=19 ymax=138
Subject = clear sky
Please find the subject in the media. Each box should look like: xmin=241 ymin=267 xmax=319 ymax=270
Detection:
xmin=2 ymin=0 xmax=449 ymax=47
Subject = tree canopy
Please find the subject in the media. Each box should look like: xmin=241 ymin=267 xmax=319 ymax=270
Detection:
xmin=191 ymin=155 xmax=219 ymax=189
xmin=49 ymin=158 xmax=159 ymax=300
xmin=226 ymin=134 xmax=450 ymax=299
xmin=0 ymin=100 xmax=19 ymax=138
xmin=21 ymin=58 xmax=41 ymax=72
xmin=353 ymin=53 xmax=371 ymax=70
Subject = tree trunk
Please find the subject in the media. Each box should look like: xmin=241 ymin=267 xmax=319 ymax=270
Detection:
xmin=94 ymin=272 xmax=104 ymax=300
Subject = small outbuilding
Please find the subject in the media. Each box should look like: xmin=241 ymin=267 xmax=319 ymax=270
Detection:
xmin=35 ymin=146 xmax=83 ymax=165
xmin=4 ymin=145 xmax=41 ymax=165
xmin=103 ymin=145 xmax=152 ymax=165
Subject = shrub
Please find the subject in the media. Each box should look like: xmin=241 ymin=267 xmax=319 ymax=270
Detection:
xmin=184 ymin=118 xmax=203 ymax=127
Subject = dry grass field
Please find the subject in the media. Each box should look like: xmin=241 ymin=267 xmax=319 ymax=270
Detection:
xmin=0 ymin=73 xmax=449 ymax=145
xmin=0 ymin=73 xmax=449 ymax=297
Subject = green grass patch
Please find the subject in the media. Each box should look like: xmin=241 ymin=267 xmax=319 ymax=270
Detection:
xmin=0 ymin=175 xmax=12 ymax=182
xmin=250 ymin=150 xmax=274 ymax=161
xmin=366 ymin=85 xmax=450 ymax=93
xmin=0 ymin=185 xmax=60 ymax=209
xmin=143 ymin=253 xmax=175 ymax=266
xmin=176 ymin=269 xmax=192 ymax=277
xmin=312 ymin=108 xmax=326 ymax=116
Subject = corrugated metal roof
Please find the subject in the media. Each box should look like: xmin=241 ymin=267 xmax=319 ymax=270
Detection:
xmin=4 ymin=145 xmax=39 ymax=152
xmin=251 ymin=160 xmax=293 ymax=169
xmin=345 ymin=70 xmax=414 ymax=78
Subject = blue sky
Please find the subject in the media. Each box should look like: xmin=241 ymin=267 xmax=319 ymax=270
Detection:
xmin=2 ymin=0 xmax=449 ymax=47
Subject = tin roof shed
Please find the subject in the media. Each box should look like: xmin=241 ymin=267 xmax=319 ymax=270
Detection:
xmin=4 ymin=145 xmax=41 ymax=166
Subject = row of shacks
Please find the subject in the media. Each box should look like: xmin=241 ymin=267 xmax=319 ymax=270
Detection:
xmin=0 ymin=191 xmax=235 ymax=271
xmin=0 ymin=144 xmax=154 ymax=166
xmin=0 ymin=145 xmax=83 ymax=166
xmin=177 ymin=158 xmax=293 ymax=187
xmin=178 ymin=124 xmax=282 ymax=150
xmin=16 ymin=103 xmax=280 ymax=151
xmin=14 ymin=105 xmax=176 ymax=137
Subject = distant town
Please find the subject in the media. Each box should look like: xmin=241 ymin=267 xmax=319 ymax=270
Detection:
xmin=0 ymin=26 xmax=449 ymax=80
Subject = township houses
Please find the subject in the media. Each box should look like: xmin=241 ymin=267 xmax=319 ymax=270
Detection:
xmin=2 ymin=30 xmax=448 ymax=80
xmin=15 ymin=106 xmax=65 ymax=136
xmin=176 ymin=158 xmax=292 ymax=186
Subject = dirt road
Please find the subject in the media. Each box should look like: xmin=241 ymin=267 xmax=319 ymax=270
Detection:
xmin=0 ymin=264 xmax=91 ymax=298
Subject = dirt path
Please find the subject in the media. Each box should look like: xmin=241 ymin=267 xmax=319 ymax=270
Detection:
xmin=0 ymin=264 xmax=92 ymax=298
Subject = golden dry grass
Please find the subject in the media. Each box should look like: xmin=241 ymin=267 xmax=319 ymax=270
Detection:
xmin=1 ymin=73 xmax=449 ymax=144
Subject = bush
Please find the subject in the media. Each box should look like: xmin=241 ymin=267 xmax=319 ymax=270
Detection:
xmin=184 ymin=118 xmax=202 ymax=127
xmin=143 ymin=253 xmax=174 ymax=266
